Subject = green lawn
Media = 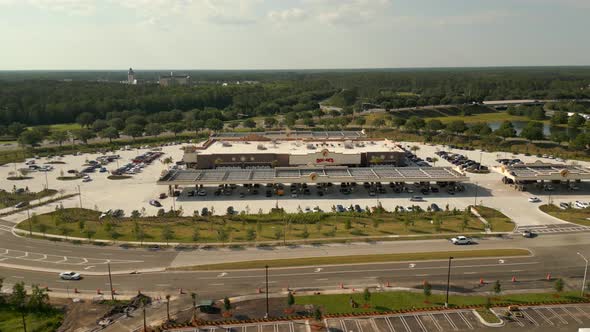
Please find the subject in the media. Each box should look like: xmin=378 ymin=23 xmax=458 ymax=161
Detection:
xmin=28 ymin=123 xmax=81 ymax=132
xmin=18 ymin=208 xmax=493 ymax=244
xmin=428 ymin=112 xmax=539 ymax=124
xmin=473 ymin=206 xmax=515 ymax=232
xmin=0 ymin=189 xmax=57 ymax=209
xmin=0 ymin=306 xmax=63 ymax=332
xmin=540 ymin=204 xmax=590 ymax=227
xmin=295 ymin=291 xmax=585 ymax=314
xmin=173 ymin=249 xmax=530 ymax=271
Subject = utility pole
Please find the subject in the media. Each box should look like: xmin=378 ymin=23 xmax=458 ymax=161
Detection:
xmin=265 ymin=265 xmax=270 ymax=318
xmin=21 ymin=309 xmax=27 ymax=332
xmin=578 ymin=252 xmax=588 ymax=297
xmin=44 ymin=170 xmax=49 ymax=190
xmin=107 ymin=262 xmax=115 ymax=301
xmin=27 ymin=207 xmax=32 ymax=236
xmin=445 ymin=256 xmax=454 ymax=308
xmin=77 ymin=185 xmax=82 ymax=209
xmin=143 ymin=306 xmax=147 ymax=332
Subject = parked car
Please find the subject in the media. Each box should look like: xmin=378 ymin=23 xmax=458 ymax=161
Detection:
xmin=14 ymin=201 xmax=29 ymax=209
xmin=149 ymin=200 xmax=162 ymax=207
xmin=59 ymin=271 xmax=81 ymax=280
xmin=528 ymin=197 xmax=541 ymax=203
xmin=410 ymin=196 xmax=424 ymax=202
xmin=574 ymin=201 xmax=589 ymax=209
xmin=159 ymin=193 xmax=168 ymax=199
xmin=451 ymin=236 xmax=473 ymax=245
xmin=559 ymin=202 xmax=570 ymax=210
xmin=336 ymin=205 xmax=346 ymax=213
xmin=430 ymin=203 xmax=441 ymax=212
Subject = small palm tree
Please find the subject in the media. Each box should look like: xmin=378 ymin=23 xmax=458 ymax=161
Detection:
xmin=165 ymin=294 xmax=171 ymax=322
xmin=431 ymin=157 xmax=439 ymax=166
xmin=191 ymin=292 xmax=197 ymax=322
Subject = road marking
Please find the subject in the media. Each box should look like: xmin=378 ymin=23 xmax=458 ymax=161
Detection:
xmin=510 ymin=270 xmax=524 ymax=272
xmin=415 ymin=274 xmax=429 ymax=277
xmin=84 ymin=266 xmax=95 ymax=270
xmin=533 ymin=308 xmax=554 ymax=325
xmin=155 ymin=284 xmax=171 ymax=287
xmin=409 ymin=263 xmax=416 ymax=268
xmin=11 ymin=276 xmax=24 ymax=279
xmin=574 ymin=306 xmax=590 ymax=320
xmin=414 ymin=315 xmax=427 ymax=332
xmin=463 ymin=272 xmax=476 ymax=275
xmin=314 ymin=268 xmax=323 ymax=272
xmin=560 ymin=307 xmax=582 ymax=324
xmin=399 ymin=316 xmax=411 ymax=332
xmin=315 ymin=278 xmax=329 ymax=281
xmin=547 ymin=307 xmax=568 ymax=324
xmin=428 ymin=314 xmax=443 ymax=332
xmin=443 ymin=313 xmax=458 ymax=331
xmin=384 ymin=317 xmax=397 ymax=332
xmin=521 ymin=310 xmax=539 ymax=327
xmin=498 ymin=259 xmax=505 ymax=264
xmin=217 ymin=272 xmax=227 ymax=277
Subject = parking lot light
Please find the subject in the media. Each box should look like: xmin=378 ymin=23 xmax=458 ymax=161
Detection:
xmin=445 ymin=256 xmax=454 ymax=308
xmin=577 ymin=252 xmax=588 ymax=297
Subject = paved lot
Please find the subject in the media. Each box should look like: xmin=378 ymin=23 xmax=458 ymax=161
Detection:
xmin=494 ymin=304 xmax=590 ymax=331
xmin=515 ymin=224 xmax=590 ymax=234
xmin=179 ymin=321 xmax=308 ymax=332
xmin=326 ymin=310 xmax=483 ymax=332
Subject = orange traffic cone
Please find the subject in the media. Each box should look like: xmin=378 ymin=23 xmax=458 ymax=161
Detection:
xmin=512 ymin=276 xmax=516 ymax=283
xmin=479 ymin=278 xmax=484 ymax=285
xmin=546 ymin=273 xmax=551 ymax=281
xmin=97 ymin=289 xmax=102 ymax=295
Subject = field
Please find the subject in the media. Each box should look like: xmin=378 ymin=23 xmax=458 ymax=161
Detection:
xmin=0 ymin=306 xmax=63 ymax=332
xmin=17 ymin=207 xmax=497 ymax=244
xmin=0 ymin=189 xmax=57 ymax=209
xmin=428 ymin=111 xmax=533 ymax=124
xmin=473 ymin=206 xmax=515 ymax=232
xmin=540 ymin=204 xmax=590 ymax=227
xmin=295 ymin=291 xmax=585 ymax=314
xmin=28 ymin=123 xmax=82 ymax=132
xmin=173 ymin=249 xmax=530 ymax=270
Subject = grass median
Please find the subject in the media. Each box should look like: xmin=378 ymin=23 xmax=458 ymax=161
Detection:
xmin=18 ymin=206 xmax=507 ymax=244
xmin=171 ymin=248 xmax=530 ymax=271
xmin=540 ymin=204 xmax=590 ymax=227
xmin=472 ymin=206 xmax=515 ymax=232
xmin=294 ymin=291 xmax=584 ymax=314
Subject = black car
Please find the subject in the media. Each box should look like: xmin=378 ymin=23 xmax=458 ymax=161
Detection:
xmin=265 ymin=190 xmax=272 ymax=197
xmin=354 ymin=204 xmax=363 ymax=213
xmin=430 ymin=203 xmax=441 ymax=212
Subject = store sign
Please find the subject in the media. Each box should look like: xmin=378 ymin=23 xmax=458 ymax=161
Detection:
xmin=316 ymin=158 xmax=335 ymax=163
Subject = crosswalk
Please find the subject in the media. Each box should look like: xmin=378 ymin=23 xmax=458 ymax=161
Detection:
xmin=515 ymin=224 xmax=590 ymax=234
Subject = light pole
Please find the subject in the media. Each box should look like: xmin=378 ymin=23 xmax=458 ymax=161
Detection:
xmin=44 ymin=170 xmax=49 ymax=190
xmin=265 ymin=265 xmax=270 ymax=318
xmin=77 ymin=185 xmax=82 ymax=209
xmin=27 ymin=207 xmax=32 ymax=236
xmin=107 ymin=262 xmax=115 ymax=301
xmin=577 ymin=252 xmax=588 ymax=297
xmin=445 ymin=256 xmax=454 ymax=308
xmin=473 ymin=182 xmax=478 ymax=206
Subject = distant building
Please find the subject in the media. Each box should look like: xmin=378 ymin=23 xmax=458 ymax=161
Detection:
xmin=127 ymin=68 xmax=136 ymax=85
xmin=159 ymin=72 xmax=191 ymax=87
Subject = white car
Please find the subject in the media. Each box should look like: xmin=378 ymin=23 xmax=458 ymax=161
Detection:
xmin=574 ymin=201 xmax=589 ymax=209
xmin=451 ymin=236 xmax=473 ymax=245
xmin=59 ymin=271 xmax=81 ymax=280
xmin=528 ymin=197 xmax=541 ymax=203
xmin=410 ymin=196 xmax=424 ymax=202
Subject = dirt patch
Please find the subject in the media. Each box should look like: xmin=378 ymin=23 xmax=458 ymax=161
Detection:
xmin=55 ymin=298 xmax=112 ymax=332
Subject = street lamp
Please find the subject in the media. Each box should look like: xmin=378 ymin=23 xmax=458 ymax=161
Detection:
xmin=265 ymin=265 xmax=270 ymax=318
xmin=107 ymin=262 xmax=115 ymax=301
xmin=577 ymin=252 xmax=588 ymax=297
xmin=445 ymin=256 xmax=454 ymax=308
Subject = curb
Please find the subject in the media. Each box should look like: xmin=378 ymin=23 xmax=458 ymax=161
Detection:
xmin=472 ymin=308 xmax=504 ymax=327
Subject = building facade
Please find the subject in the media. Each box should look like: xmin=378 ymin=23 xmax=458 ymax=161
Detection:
xmin=159 ymin=72 xmax=191 ymax=87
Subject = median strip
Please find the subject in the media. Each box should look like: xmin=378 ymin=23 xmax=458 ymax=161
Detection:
xmin=170 ymin=248 xmax=531 ymax=271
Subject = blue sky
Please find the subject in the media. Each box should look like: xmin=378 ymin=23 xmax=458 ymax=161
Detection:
xmin=0 ymin=0 xmax=588 ymax=69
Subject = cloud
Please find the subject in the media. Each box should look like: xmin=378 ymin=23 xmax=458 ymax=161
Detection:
xmin=0 ymin=0 xmax=97 ymax=15
xmin=434 ymin=11 xmax=516 ymax=26
xmin=302 ymin=0 xmax=392 ymax=25
xmin=267 ymin=8 xmax=307 ymax=24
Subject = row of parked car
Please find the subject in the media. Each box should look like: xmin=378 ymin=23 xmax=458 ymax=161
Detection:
xmin=436 ymin=151 xmax=488 ymax=172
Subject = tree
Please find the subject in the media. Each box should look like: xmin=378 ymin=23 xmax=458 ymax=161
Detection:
xmin=145 ymin=123 xmax=164 ymax=137
xmin=313 ymin=308 xmax=322 ymax=321
xmin=242 ymin=119 xmax=256 ymax=128
xmin=446 ymin=120 xmax=467 ymax=134
xmin=99 ymin=127 xmax=119 ymax=143
xmin=246 ymin=228 xmax=256 ymax=241
xmin=550 ymin=111 xmax=568 ymax=125
xmin=371 ymin=118 xmax=386 ymax=128
xmin=223 ymin=297 xmax=231 ymax=312
xmin=344 ymin=219 xmax=352 ymax=230
xmin=431 ymin=157 xmax=439 ymax=166
xmin=76 ymin=112 xmax=95 ymax=128
xmin=165 ymin=294 xmax=171 ymax=322
xmin=217 ymin=227 xmax=229 ymax=243
xmin=264 ymin=117 xmax=278 ymax=128
xmin=162 ymin=225 xmax=174 ymax=245
xmin=192 ymin=226 xmax=200 ymax=242
xmin=392 ymin=117 xmax=406 ymax=128
xmin=38 ymin=223 xmax=48 ymax=237
xmin=493 ymin=280 xmax=502 ymax=295
xmin=287 ymin=292 xmax=295 ymax=307
xmin=7 ymin=122 xmax=27 ymax=137
xmin=18 ymin=129 xmax=44 ymax=148
xmin=426 ymin=119 xmax=445 ymax=132
xmin=191 ymin=292 xmax=198 ymax=322
xmin=363 ymin=287 xmax=371 ymax=303
xmin=10 ymin=281 xmax=27 ymax=308
xmin=520 ymin=121 xmax=544 ymax=140
xmin=73 ymin=128 xmax=95 ymax=144
xmin=206 ymin=118 xmax=224 ymax=131
xmin=188 ymin=119 xmax=204 ymax=135
xmin=109 ymin=118 xmax=125 ymax=131
xmin=423 ymin=281 xmax=432 ymax=299
xmin=49 ymin=131 xmax=68 ymax=146
xmin=166 ymin=122 xmax=185 ymax=137
xmin=123 ymin=124 xmax=144 ymax=141
xmin=92 ymin=119 xmax=109 ymax=132
xmin=568 ymin=113 xmax=586 ymax=128
xmin=84 ymin=229 xmax=96 ymax=242
xmin=301 ymin=225 xmax=310 ymax=239
xmin=494 ymin=121 xmax=516 ymax=138
xmin=405 ymin=116 xmax=425 ymax=131
xmin=554 ymin=278 xmax=564 ymax=293
xmin=28 ymin=284 xmax=49 ymax=310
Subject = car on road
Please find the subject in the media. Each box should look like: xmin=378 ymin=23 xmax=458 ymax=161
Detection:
xmin=410 ymin=196 xmax=424 ymax=202
xmin=451 ymin=236 xmax=473 ymax=245
xmin=59 ymin=271 xmax=81 ymax=280
xmin=198 ymin=190 xmax=207 ymax=196
xmin=14 ymin=201 xmax=29 ymax=209
xmin=149 ymin=200 xmax=162 ymax=207
xmin=82 ymin=175 xmax=92 ymax=182
xmin=528 ymin=197 xmax=541 ymax=203
xmin=522 ymin=230 xmax=535 ymax=238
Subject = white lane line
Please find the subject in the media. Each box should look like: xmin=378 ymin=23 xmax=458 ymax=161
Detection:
xmin=155 ymin=284 xmax=171 ymax=287
xmin=399 ymin=316 xmax=411 ymax=332
xmin=210 ymin=283 xmax=225 ymax=286
xmin=463 ymin=272 xmax=476 ymax=275
xmin=384 ymin=317 xmax=397 ymax=332
xmin=414 ymin=315 xmax=428 ymax=332
xmin=443 ymin=313 xmax=459 ymax=331
xmin=574 ymin=306 xmax=590 ymax=320
xmin=415 ymin=274 xmax=429 ymax=277
xmin=533 ymin=308 xmax=554 ymax=326
xmin=11 ymin=276 xmax=24 ymax=279
xmin=458 ymin=312 xmax=474 ymax=330
xmin=84 ymin=266 xmax=95 ymax=270
xmin=520 ymin=310 xmax=539 ymax=327
xmin=547 ymin=307 xmax=568 ymax=324
xmin=428 ymin=314 xmax=443 ymax=332
xmin=315 ymin=278 xmax=329 ymax=281
xmin=561 ymin=307 xmax=582 ymax=324
xmin=56 ymin=256 xmax=68 ymax=263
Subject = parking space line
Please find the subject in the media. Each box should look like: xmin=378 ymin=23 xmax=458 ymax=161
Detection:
xmin=428 ymin=314 xmax=443 ymax=332
xmin=355 ymin=320 xmax=363 ymax=332
xmin=339 ymin=320 xmax=346 ymax=332
xmin=510 ymin=314 xmax=525 ymax=327
xmin=533 ymin=308 xmax=554 ymax=326
xmin=560 ymin=307 xmax=582 ymax=324
xmin=399 ymin=316 xmax=411 ymax=332
xmin=521 ymin=310 xmax=539 ymax=327
xmin=442 ymin=313 xmax=459 ymax=331
xmin=547 ymin=307 xmax=568 ymax=324
xmin=384 ymin=317 xmax=397 ymax=332
xmin=370 ymin=318 xmax=380 ymax=332
xmin=274 ymin=323 xmax=279 ymax=332
xmin=574 ymin=306 xmax=590 ymax=319
xmin=413 ymin=315 xmax=427 ymax=332
xmin=457 ymin=312 xmax=474 ymax=330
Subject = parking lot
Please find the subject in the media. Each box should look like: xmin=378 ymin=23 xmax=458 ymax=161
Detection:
xmin=494 ymin=304 xmax=590 ymax=331
xmin=326 ymin=310 xmax=483 ymax=332
xmin=179 ymin=320 xmax=308 ymax=332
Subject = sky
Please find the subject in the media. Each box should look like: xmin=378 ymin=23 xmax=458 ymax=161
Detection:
xmin=0 ymin=0 xmax=588 ymax=70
